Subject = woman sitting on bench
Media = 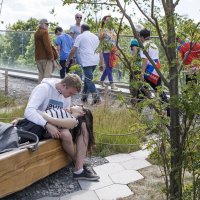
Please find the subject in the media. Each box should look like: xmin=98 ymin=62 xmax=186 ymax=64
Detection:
xmin=38 ymin=105 xmax=95 ymax=154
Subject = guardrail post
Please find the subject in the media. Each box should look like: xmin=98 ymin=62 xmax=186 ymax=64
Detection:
xmin=5 ymin=70 xmax=8 ymax=95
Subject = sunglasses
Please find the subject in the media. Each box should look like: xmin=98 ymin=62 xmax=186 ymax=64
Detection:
xmin=76 ymin=16 xmax=82 ymax=19
xmin=45 ymin=23 xmax=49 ymax=26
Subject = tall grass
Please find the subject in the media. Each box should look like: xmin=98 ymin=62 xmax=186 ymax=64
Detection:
xmin=92 ymin=104 xmax=147 ymax=157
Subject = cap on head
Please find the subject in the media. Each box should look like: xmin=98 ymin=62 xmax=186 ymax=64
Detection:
xmin=134 ymin=23 xmax=144 ymax=32
xmin=39 ymin=18 xmax=49 ymax=25
xmin=130 ymin=39 xmax=139 ymax=47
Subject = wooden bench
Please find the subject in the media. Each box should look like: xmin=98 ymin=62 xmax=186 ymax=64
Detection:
xmin=0 ymin=139 xmax=70 ymax=198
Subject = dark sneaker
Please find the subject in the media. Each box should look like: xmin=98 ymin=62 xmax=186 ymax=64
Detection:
xmin=83 ymin=165 xmax=95 ymax=174
xmin=81 ymin=97 xmax=88 ymax=104
xmin=91 ymin=99 xmax=101 ymax=106
xmin=73 ymin=169 xmax=100 ymax=181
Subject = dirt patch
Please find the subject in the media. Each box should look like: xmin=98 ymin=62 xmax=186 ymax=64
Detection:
xmin=118 ymin=165 xmax=166 ymax=200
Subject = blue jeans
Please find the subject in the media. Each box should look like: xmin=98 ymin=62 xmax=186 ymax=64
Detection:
xmin=59 ymin=59 xmax=72 ymax=79
xmin=100 ymin=53 xmax=113 ymax=83
xmin=82 ymin=66 xmax=98 ymax=98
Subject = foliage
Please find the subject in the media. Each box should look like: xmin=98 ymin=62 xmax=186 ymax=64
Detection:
xmin=0 ymin=91 xmax=16 ymax=108
xmin=93 ymin=104 xmax=147 ymax=156
xmin=62 ymin=0 xmax=200 ymax=199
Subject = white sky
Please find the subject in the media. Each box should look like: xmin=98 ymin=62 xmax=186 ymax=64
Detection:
xmin=0 ymin=0 xmax=199 ymax=30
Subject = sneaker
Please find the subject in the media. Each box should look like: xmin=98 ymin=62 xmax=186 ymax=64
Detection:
xmin=83 ymin=165 xmax=94 ymax=174
xmin=100 ymin=82 xmax=106 ymax=88
xmin=91 ymin=99 xmax=101 ymax=106
xmin=73 ymin=169 xmax=100 ymax=181
xmin=81 ymin=97 xmax=88 ymax=104
xmin=111 ymin=83 xmax=118 ymax=90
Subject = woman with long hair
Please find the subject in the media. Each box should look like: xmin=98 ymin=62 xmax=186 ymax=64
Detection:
xmin=38 ymin=105 xmax=95 ymax=155
xmin=99 ymin=15 xmax=118 ymax=90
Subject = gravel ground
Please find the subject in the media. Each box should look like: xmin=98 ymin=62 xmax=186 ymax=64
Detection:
xmin=0 ymin=76 xmax=108 ymax=200
xmin=4 ymin=157 xmax=108 ymax=200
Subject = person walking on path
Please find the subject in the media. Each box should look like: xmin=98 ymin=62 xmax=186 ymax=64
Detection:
xmin=69 ymin=13 xmax=83 ymax=77
xmin=139 ymin=28 xmax=168 ymax=103
xmin=15 ymin=74 xmax=100 ymax=181
xmin=34 ymin=19 xmax=54 ymax=83
xmin=66 ymin=24 xmax=101 ymax=105
xmin=55 ymin=26 xmax=74 ymax=78
xmin=139 ymin=29 xmax=169 ymax=117
xmin=98 ymin=15 xmax=118 ymax=90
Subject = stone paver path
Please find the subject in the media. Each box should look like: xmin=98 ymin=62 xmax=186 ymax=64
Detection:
xmin=55 ymin=149 xmax=152 ymax=200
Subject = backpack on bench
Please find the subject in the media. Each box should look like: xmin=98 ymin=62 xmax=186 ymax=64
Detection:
xmin=0 ymin=122 xmax=39 ymax=154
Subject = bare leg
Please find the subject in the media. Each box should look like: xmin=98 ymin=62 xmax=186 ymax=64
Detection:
xmin=60 ymin=129 xmax=76 ymax=161
xmin=74 ymin=122 xmax=89 ymax=171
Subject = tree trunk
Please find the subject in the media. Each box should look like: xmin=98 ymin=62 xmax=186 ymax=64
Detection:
xmin=166 ymin=6 xmax=183 ymax=199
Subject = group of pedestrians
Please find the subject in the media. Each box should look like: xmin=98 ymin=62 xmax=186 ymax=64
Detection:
xmin=34 ymin=14 xmax=122 ymax=106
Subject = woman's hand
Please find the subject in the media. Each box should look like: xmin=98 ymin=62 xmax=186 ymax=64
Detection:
xmin=45 ymin=123 xmax=61 ymax=139
xmin=11 ymin=118 xmax=24 ymax=126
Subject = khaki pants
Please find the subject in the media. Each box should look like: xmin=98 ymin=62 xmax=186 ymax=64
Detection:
xmin=36 ymin=60 xmax=54 ymax=83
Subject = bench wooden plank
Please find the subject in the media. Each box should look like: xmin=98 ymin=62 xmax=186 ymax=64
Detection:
xmin=0 ymin=139 xmax=70 ymax=198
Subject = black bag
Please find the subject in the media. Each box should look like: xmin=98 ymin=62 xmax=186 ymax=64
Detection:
xmin=0 ymin=122 xmax=39 ymax=154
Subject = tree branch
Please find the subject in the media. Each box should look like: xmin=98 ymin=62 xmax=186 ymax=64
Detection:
xmin=173 ymin=0 xmax=181 ymax=7
xmin=151 ymin=0 xmax=171 ymax=63
xmin=63 ymin=0 xmax=117 ymax=6
xmin=115 ymin=5 xmax=133 ymax=73
xmin=133 ymin=0 xmax=156 ymax=27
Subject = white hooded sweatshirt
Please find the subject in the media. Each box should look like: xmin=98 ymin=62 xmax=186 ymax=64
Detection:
xmin=24 ymin=78 xmax=71 ymax=127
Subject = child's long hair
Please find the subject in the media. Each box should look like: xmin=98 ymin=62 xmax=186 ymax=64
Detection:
xmin=101 ymin=15 xmax=111 ymax=29
xmin=70 ymin=108 xmax=95 ymax=155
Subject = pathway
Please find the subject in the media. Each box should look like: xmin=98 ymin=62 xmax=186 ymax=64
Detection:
xmin=38 ymin=148 xmax=151 ymax=200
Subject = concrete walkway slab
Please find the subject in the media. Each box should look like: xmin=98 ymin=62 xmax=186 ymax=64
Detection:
xmin=109 ymin=169 xmax=144 ymax=184
xmin=129 ymin=149 xmax=151 ymax=159
xmin=93 ymin=162 xmax=124 ymax=176
xmin=60 ymin=190 xmax=99 ymax=200
xmin=121 ymin=158 xmax=152 ymax=170
xmin=105 ymin=153 xmax=133 ymax=163
xmin=78 ymin=174 xmax=113 ymax=190
xmin=95 ymin=184 xmax=133 ymax=200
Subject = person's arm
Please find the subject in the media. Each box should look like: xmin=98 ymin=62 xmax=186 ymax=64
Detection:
xmin=24 ymin=84 xmax=49 ymax=127
xmin=141 ymin=58 xmax=148 ymax=74
xmin=66 ymin=46 xmax=77 ymax=66
xmin=99 ymin=51 xmax=104 ymax=71
xmin=55 ymin=37 xmax=61 ymax=55
xmin=39 ymin=111 xmax=78 ymax=129
xmin=42 ymin=30 xmax=54 ymax=60
xmin=139 ymin=49 xmax=148 ymax=81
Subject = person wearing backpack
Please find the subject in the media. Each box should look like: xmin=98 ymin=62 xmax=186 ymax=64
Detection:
xmin=15 ymin=74 xmax=100 ymax=181
xmin=55 ymin=26 xmax=74 ymax=78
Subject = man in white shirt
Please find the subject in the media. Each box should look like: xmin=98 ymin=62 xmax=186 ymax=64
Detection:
xmin=66 ymin=24 xmax=101 ymax=105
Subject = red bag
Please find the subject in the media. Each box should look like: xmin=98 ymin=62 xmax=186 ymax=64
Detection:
xmin=109 ymin=46 xmax=118 ymax=68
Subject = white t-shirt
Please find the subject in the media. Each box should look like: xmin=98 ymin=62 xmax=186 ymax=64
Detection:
xmin=74 ymin=31 xmax=100 ymax=67
xmin=140 ymin=40 xmax=159 ymax=60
